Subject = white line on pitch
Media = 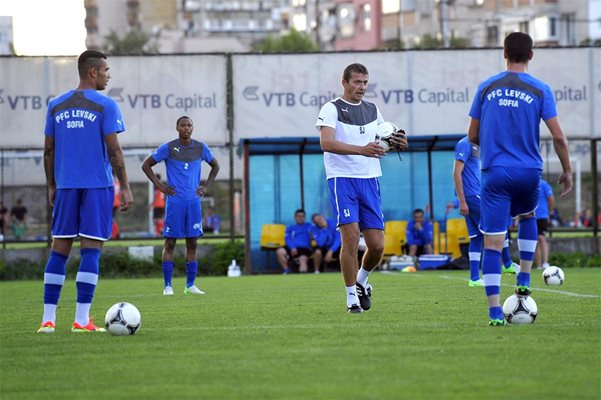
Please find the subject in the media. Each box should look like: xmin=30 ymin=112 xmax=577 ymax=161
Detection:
xmin=438 ymin=274 xmax=600 ymax=298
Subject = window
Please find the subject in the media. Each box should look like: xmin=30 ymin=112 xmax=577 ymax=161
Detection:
xmin=518 ymin=21 xmax=529 ymax=34
xmin=362 ymin=4 xmax=372 ymax=32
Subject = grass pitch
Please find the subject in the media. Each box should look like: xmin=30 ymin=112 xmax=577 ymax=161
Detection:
xmin=1 ymin=269 xmax=600 ymax=400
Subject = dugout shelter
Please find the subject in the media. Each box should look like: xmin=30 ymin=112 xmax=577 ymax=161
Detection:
xmin=241 ymin=134 xmax=464 ymax=273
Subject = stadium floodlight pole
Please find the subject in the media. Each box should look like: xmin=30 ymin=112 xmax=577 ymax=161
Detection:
xmin=441 ymin=0 xmax=450 ymax=48
xmin=226 ymin=53 xmax=235 ymax=242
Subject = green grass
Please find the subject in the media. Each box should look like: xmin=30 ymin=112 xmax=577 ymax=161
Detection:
xmin=1 ymin=270 xmax=600 ymax=400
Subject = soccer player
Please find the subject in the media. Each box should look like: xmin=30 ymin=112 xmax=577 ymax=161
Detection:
xmin=535 ymin=179 xmax=554 ymax=270
xmin=316 ymin=63 xmax=408 ymax=313
xmin=37 ymin=50 xmax=133 ymax=333
xmin=142 ymin=116 xmax=220 ymax=295
xmin=311 ymin=213 xmax=341 ymax=273
xmin=468 ymin=32 xmax=572 ymax=326
xmin=276 ymin=209 xmax=314 ymax=274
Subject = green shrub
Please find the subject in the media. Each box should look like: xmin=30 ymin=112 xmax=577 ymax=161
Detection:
xmin=0 ymin=258 xmax=45 ymax=280
xmin=548 ymin=252 xmax=601 ymax=268
xmin=202 ymin=241 xmax=245 ymax=276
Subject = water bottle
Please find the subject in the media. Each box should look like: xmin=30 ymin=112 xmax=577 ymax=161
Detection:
xmin=228 ymin=259 xmax=241 ymax=277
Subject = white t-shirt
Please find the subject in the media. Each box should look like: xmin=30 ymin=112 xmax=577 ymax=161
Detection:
xmin=316 ymin=97 xmax=384 ymax=179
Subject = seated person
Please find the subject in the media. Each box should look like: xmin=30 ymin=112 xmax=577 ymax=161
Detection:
xmin=276 ymin=209 xmax=313 ymax=274
xmin=203 ymin=206 xmax=221 ymax=234
xmin=311 ymin=213 xmax=341 ymax=273
xmin=10 ymin=198 xmax=28 ymax=240
xmin=406 ymin=208 xmax=433 ymax=257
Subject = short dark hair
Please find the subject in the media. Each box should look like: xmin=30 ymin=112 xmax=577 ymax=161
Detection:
xmin=413 ymin=208 xmax=424 ymax=215
xmin=504 ymin=32 xmax=533 ymax=64
xmin=342 ymin=63 xmax=369 ymax=82
xmin=77 ymin=50 xmax=107 ymax=78
xmin=176 ymin=116 xmax=192 ymax=126
xmin=295 ymin=209 xmax=306 ymax=216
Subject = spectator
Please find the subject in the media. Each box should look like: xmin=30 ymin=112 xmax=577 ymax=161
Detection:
xmin=406 ymin=208 xmax=433 ymax=257
xmin=0 ymin=201 xmax=8 ymax=240
xmin=10 ymin=198 xmax=28 ymax=240
xmin=152 ymin=173 xmax=166 ymax=237
xmin=203 ymin=206 xmax=221 ymax=234
xmin=534 ymin=179 xmax=554 ymax=270
xmin=581 ymin=208 xmax=594 ymax=228
xmin=276 ymin=209 xmax=313 ymax=274
xmin=311 ymin=213 xmax=341 ymax=273
xmin=549 ymin=208 xmax=563 ymax=227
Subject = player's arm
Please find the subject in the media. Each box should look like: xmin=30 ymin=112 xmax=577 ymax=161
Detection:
xmin=43 ymin=136 xmax=56 ymax=207
xmin=320 ymin=126 xmax=385 ymax=158
xmin=452 ymin=160 xmax=469 ymax=216
xmin=547 ymin=193 xmax=555 ymax=221
xmin=142 ymin=156 xmax=175 ymax=196
xmin=544 ymin=117 xmax=573 ymax=197
xmin=467 ymin=118 xmax=480 ymax=145
xmin=197 ymin=158 xmax=220 ymax=197
xmin=106 ymin=133 xmax=133 ymax=211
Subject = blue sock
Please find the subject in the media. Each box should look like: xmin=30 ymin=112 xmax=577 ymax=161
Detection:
xmin=162 ymin=261 xmax=174 ymax=287
xmin=482 ymin=248 xmax=503 ymax=320
xmin=518 ymin=217 xmax=537 ymax=262
xmin=502 ymin=233 xmax=512 ymax=267
xmin=43 ymin=251 xmax=68 ymax=305
xmin=76 ymin=248 xmax=100 ymax=304
xmin=186 ymin=260 xmax=198 ymax=288
xmin=517 ymin=272 xmax=531 ymax=287
xmin=468 ymin=235 xmax=482 ymax=281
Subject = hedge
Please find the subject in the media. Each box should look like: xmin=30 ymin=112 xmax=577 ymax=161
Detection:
xmin=0 ymin=241 xmax=244 ymax=281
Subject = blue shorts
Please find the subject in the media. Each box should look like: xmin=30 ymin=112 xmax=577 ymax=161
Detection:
xmin=52 ymin=188 xmax=113 ymax=241
xmin=328 ymin=177 xmax=384 ymax=230
xmin=164 ymin=196 xmax=203 ymax=238
xmin=480 ymin=167 xmax=541 ymax=235
xmin=464 ymin=195 xmax=481 ymax=238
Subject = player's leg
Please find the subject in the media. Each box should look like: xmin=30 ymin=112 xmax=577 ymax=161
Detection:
xmin=72 ymin=187 xmax=113 ymax=332
xmin=298 ymin=254 xmax=309 ymax=273
xmin=162 ymin=238 xmax=176 ymax=295
xmin=276 ymin=247 xmax=290 ymax=274
xmin=480 ymin=168 xmax=511 ymax=325
xmin=183 ymin=198 xmax=204 ymax=294
xmin=355 ymin=178 xmax=385 ymax=311
xmin=38 ymin=189 xmax=78 ymax=332
xmin=312 ymin=247 xmax=323 ymax=273
xmin=510 ymin=169 xmax=541 ymax=295
xmin=536 ymin=219 xmax=549 ymax=270
xmin=501 ymin=220 xmax=519 ymax=273
xmin=464 ymin=195 xmax=483 ymax=286
xmin=328 ymin=177 xmax=362 ymax=313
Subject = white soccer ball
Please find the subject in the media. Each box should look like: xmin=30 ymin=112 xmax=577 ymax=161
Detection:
xmin=543 ymin=266 xmax=565 ymax=286
xmin=502 ymin=294 xmax=538 ymax=325
xmin=104 ymin=302 xmax=141 ymax=336
xmin=375 ymin=121 xmax=399 ymax=151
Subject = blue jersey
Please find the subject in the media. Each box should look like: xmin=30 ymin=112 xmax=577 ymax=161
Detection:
xmin=311 ymin=218 xmax=341 ymax=252
xmin=535 ymin=179 xmax=554 ymax=219
xmin=44 ymin=90 xmax=124 ymax=189
xmin=469 ymin=71 xmax=557 ymax=170
xmin=406 ymin=220 xmax=433 ymax=246
xmin=285 ymin=223 xmax=313 ymax=250
xmin=152 ymin=139 xmax=214 ymax=200
xmin=454 ymin=136 xmax=481 ymax=197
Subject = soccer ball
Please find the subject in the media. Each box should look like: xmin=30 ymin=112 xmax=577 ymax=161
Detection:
xmin=543 ymin=266 xmax=565 ymax=286
xmin=104 ymin=302 xmax=141 ymax=336
xmin=375 ymin=121 xmax=400 ymax=151
xmin=502 ymin=294 xmax=538 ymax=325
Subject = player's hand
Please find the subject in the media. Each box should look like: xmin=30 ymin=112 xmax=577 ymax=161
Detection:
xmin=389 ymin=129 xmax=408 ymax=151
xmin=119 ymin=187 xmax=134 ymax=212
xmin=159 ymin=183 xmax=176 ymax=196
xmin=415 ymin=222 xmax=422 ymax=231
xmin=196 ymin=185 xmax=209 ymax=197
xmin=362 ymin=142 xmax=386 ymax=158
xmin=459 ymin=200 xmax=469 ymax=216
xmin=290 ymin=248 xmax=298 ymax=257
xmin=558 ymin=171 xmax=573 ymax=197
xmin=47 ymin=184 xmax=56 ymax=207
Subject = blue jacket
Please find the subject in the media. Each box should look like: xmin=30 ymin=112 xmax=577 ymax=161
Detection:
xmin=311 ymin=218 xmax=341 ymax=253
xmin=406 ymin=220 xmax=433 ymax=246
xmin=285 ymin=223 xmax=313 ymax=250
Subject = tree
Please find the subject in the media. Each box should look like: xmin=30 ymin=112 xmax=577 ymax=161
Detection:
xmin=103 ymin=29 xmax=158 ymax=55
xmin=253 ymin=28 xmax=319 ymax=53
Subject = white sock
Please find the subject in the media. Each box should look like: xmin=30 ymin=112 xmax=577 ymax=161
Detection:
xmin=542 ymin=262 xmax=550 ymax=269
xmin=357 ymin=267 xmax=370 ymax=287
xmin=346 ymin=285 xmax=358 ymax=307
xmin=42 ymin=304 xmax=57 ymax=324
xmin=75 ymin=303 xmax=91 ymax=326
